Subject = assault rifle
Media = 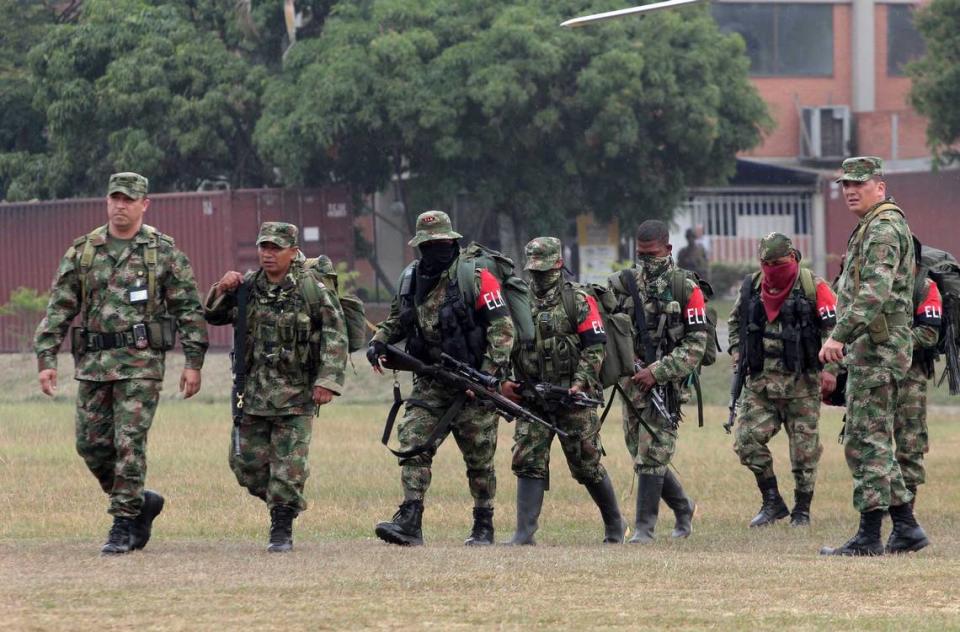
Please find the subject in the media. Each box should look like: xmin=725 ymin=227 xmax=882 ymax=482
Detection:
xmin=381 ymin=344 xmax=569 ymax=437
xmin=634 ymin=359 xmax=679 ymax=429
xmin=725 ymin=351 xmax=748 ymax=434
xmin=938 ymin=297 xmax=960 ymax=395
xmin=520 ymin=382 xmax=604 ymax=410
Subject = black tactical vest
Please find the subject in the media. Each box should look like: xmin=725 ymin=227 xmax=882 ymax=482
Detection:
xmin=740 ymin=276 xmax=824 ymax=376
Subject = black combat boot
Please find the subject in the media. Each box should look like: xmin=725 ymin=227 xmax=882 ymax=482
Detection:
xmin=789 ymin=490 xmax=813 ymax=527
xmin=267 ymin=505 xmax=297 ymax=553
xmin=886 ymin=502 xmax=930 ymax=554
xmin=749 ymin=475 xmax=789 ymax=528
xmin=131 ymin=490 xmax=165 ymax=551
xmin=628 ymin=474 xmax=664 ymax=544
xmin=819 ymin=509 xmax=884 ymax=556
xmin=585 ymin=473 xmax=627 ymax=544
xmin=661 ymin=470 xmax=695 ymax=539
xmin=101 ymin=516 xmax=136 ymax=555
xmin=504 ymin=477 xmax=545 ymax=545
xmin=375 ymin=500 xmax=424 ymax=546
xmin=464 ymin=507 xmax=495 ymax=546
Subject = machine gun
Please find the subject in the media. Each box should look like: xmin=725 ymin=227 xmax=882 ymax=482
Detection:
xmin=634 ymin=359 xmax=679 ymax=430
xmin=381 ymin=345 xmax=569 ymax=438
xmin=725 ymin=350 xmax=748 ymax=434
xmin=519 ymin=382 xmax=604 ymax=412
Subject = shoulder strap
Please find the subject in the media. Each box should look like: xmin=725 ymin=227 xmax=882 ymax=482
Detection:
xmin=144 ymin=228 xmax=159 ymax=318
xmin=671 ymin=269 xmax=689 ymax=305
xmin=850 ymin=202 xmax=905 ymax=291
xmin=798 ymin=268 xmax=817 ymax=302
xmin=561 ymin=283 xmax=578 ymax=329
xmin=453 ymin=257 xmax=478 ymax=307
xmin=77 ymin=230 xmax=100 ymax=327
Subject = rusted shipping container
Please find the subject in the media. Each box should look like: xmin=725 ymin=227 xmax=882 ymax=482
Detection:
xmin=0 ymin=187 xmax=355 ymax=352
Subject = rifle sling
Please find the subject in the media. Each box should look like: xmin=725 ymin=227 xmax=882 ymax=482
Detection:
xmin=232 ymin=281 xmax=250 ymax=424
xmin=381 ymin=383 xmax=468 ymax=459
xmin=622 ymin=270 xmax=655 ymax=361
xmin=599 ymin=382 xmax=659 ymax=439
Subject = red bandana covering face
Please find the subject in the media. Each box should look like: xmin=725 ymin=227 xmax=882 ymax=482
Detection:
xmin=760 ymin=260 xmax=800 ymax=322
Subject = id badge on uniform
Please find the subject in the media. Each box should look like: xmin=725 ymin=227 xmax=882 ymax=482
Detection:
xmin=128 ymin=286 xmax=149 ymax=304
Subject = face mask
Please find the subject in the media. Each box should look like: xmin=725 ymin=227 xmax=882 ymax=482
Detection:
xmin=637 ymin=254 xmax=671 ymax=280
xmin=760 ymin=260 xmax=799 ymax=292
xmin=418 ymin=241 xmax=459 ymax=274
xmin=529 ymin=269 xmax=562 ymax=297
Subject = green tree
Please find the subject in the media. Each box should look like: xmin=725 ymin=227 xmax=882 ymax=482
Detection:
xmin=909 ymin=0 xmax=960 ymax=163
xmin=0 ymin=287 xmax=49 ymax=352
xmin=256 ymin=0 xmax=770 ymax=251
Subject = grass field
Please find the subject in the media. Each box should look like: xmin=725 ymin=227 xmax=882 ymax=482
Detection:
xmin=2 ymin=351 xmax=960 ymax=630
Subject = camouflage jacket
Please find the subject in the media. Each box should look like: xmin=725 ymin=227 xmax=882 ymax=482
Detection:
xmin=833 ymin=199 xmax=915 ymax=381
xmin=611 ymin=260 xmax=708 ymax=385
xmin=728 ymin=271 xmax=838 ymax=398
xmin=34 ymin=224 xmax=208 ymax=380
xmin=514 ymin=282 xmax=606 ymax=392
xmin=372 ymin=256 xmax=515 ymax=376
xmin=676 ymin=244 xmax=709 ymax=281
xmin=204 ymin=264 xmax=348 ymax=416
xmin=908 ymin=277 xmax=942 ymax=381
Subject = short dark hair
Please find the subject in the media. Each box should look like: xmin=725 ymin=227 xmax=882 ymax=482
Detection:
xmin=637 ymin=220 xmax=670 ymax=245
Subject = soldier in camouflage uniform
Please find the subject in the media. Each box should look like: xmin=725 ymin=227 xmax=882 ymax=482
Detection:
xmin=728 ymin=233 xmax=839 ymax=528
xmin=676 ymin=228 xmax=710 ymax=282
xmin=895 ymin=273 xmax=942 ymax=509
xmin=820 ymin=156 xmax=930 ymax=556
xmin=608 ymin=220 xmax=706 ymax=544
xmin=502 ymin=237 xmax=625 ymax=545
xmin=35 ymin=172 xmax=209 ymax=555
xmin=204 ymin=222 xmax=348 ymax=553
xmin=368 ymin=211 xmax=515 ymax=546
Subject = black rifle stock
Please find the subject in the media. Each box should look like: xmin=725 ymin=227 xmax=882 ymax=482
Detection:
xmin=521 ymin=382 xmax=604 ymax=409
xmin=381 ymin=344 xmax=569 ymax=437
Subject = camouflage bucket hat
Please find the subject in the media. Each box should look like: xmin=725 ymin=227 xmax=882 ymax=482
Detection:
xmin=835 ymin=156 xmax=884 ymax=183
xmin=256 ymin=222 xmax=299 ymax=248
xmin=408 ymin=210 xmax=463 ymax=247
xmin=107 ymin=172 xmax=149 ymax=199
xmin=524 ymin=237 xmax=563 ymax=271
xmin=758 ymin=232 xmax=795 ymax=262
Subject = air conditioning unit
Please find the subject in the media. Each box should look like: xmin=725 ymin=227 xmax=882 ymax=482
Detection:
xmin=799 ymin=106 xmax=851 ymax=160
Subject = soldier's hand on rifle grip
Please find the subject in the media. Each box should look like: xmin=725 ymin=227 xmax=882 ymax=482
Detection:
xmin=819 ymin=337 xmax=844 ymax=364
xmin=313 ymin=385 xmax=334 ymax=406
xmin=731 ymin=351 xmax=740 ymax=371
xmin=631 ymin=365 xmax=657 ymax=391
xmin=819 ymin=370 xmax=837 ymax=401
xmin=39 ymin=369 xmax=57 ymax=397
xmin=568 ymin=383 xmax=582 ymax=396
xmin=367 ymin=340 xmax=388 ymax=374
xmin=500 ymin=380 xmax=523 ymax=404
xmin=214 ymin=271 xmax=244 ymax=297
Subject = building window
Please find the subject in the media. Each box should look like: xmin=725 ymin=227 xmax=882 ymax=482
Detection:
xmin=712 ymin=3 xmax=834 ymax=76
xmin=887 ymin=4 xmax=925 ymax=76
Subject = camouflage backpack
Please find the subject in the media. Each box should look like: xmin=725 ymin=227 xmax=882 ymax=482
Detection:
xmin=914 ymin=239 xmax=960 ymax=394
xmin=300 ymin=256 xmax=368 ymax=352
xmin=560 ymin=282 xmax=636 ymax=388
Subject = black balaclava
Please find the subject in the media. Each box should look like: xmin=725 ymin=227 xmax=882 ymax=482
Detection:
xmin=415 ymin=240 xmax=459 ymax=301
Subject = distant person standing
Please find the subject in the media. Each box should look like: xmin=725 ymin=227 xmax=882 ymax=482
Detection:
xmin=819 ymin=156 xmax=929 ymax=556
xmin=34 ymin=172 xmax=209 ymax=555
xmin=677 ymin=228 xmax=709 ymax=282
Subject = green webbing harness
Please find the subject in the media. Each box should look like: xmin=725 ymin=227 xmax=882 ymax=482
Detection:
xmin=77 ymin=226 xmax=160 ymax=324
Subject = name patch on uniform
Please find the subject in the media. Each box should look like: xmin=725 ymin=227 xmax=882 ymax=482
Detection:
xmin=129 ymin=288 xmax=149 ymax=304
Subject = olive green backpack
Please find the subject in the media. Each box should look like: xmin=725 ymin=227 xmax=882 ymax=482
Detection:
xmin=300 ymin=255 xmax=368 ymax=352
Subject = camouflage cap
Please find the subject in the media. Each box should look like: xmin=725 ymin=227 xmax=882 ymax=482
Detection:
xmin=408 ymin=210 xmax=463 ymax=247
xmin=524 ymin=237 xmax=563 ymax=271
xmin=757 ymin=232 xmax=796 ymax=262
xmin=835 ymin=156 xmax=884 ymax=183
xmin=256 ymin=222 xmax=299 ymax=248
xmin=107 ymin=172 xmax=148 ymax=199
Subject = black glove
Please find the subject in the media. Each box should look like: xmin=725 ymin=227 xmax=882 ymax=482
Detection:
xmin=367 ymin=340 xmax=388 ymax=367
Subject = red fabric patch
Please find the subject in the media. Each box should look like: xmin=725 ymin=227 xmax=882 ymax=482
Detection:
xmin=476 ymin=268 xmax=507 ymax=312
xmin=578 ymin=294 xmax=605 ymax=335
xmin=815 ymin=281 xmax=838 ymax=320
xmin=917 ymin=281 xmax=943 ymax=316
xmin=685 ymin=285 xmax=707 ymax=326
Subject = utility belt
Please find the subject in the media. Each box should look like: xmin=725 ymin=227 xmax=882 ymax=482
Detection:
xmin=71 ymin=316 xmax=176 ymax=355
xmin=866 ymin=311 xmax=909 ymax=344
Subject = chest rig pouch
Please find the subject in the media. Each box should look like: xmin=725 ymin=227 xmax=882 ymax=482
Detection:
xmin=526 ymin=302 xmax=580 ymax=386
xmin=250 ymin=274 xmax=316 ymax=383
xmin=742 ymin=278 xmax=822 ymax=376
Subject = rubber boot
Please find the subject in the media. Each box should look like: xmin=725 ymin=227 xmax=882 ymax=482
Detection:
xmin=886 ymin=502 xmax=930 ymax=554
xmin=819 ymin=509 xmax=884 ymax=556
xmin=661 ymin=470 xmax=695 ymax=538
xmin=585 ymin=473 xmax=627 ymax=544
xmin=101 ymin=516 xmax=136 ymax=555
xmin=375 ymin=500 xmax=424 ymax=546
xmin=504 ymin=477 xmax=545 ymax=545
xmin=131 ymin=490 xmax=165 ymax=551
xmin=789 ymin=490 xmax=813 ymax=527
xmin=464 ymin=507 xmax=495 ymax=546
xmin=749 ymin=475 xmax=789 ymax=528
xmin=267 ymin=505 xmax=297 ymax=553
xmin=628 ymin=473 xmax=664 ymax=544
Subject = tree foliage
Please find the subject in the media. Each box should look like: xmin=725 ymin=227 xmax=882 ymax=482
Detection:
xmin=255 ymin=0 xmax=770 ymax=244
xmin=909 ymin=0 xmax=960 ymax=164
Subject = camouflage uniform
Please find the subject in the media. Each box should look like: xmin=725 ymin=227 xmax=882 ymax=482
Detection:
xmin=677 ymin=241 xmax=709 ymax=282
xmin=728 ymin=233 xmax=838 ymax=526
xmin=34 ymin=172 xmax=208 ymax=531
xmin=372 ymin=211 xmax=514 ymax=546
xmin=204 ymin=223 xmax=348 ymax=513
xmin=821 ymin=156 xmax=928 ymax=557
xmin=895 ymin=278 xmax=941 ymax=492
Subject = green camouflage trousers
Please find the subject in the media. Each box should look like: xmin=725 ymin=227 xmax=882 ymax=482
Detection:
xmin=733 ymin=385 xmax=823 ymax=493
xmin=894 ymin=375 xmax=929 ymax=488
xmin=844 ymin=369 xmax=913 ymax=512
xmin=511 ymin=404 xmax=606 ymax=486
xmin=621 ymin=380 xmax=677 ymax=476
xmin=75 ymin=378 xmax=162 ymax=518
xmin=396 ymin=377 xmax=498 ymax=508
xmin=230 ymin=413 xmax=313 ymax=512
